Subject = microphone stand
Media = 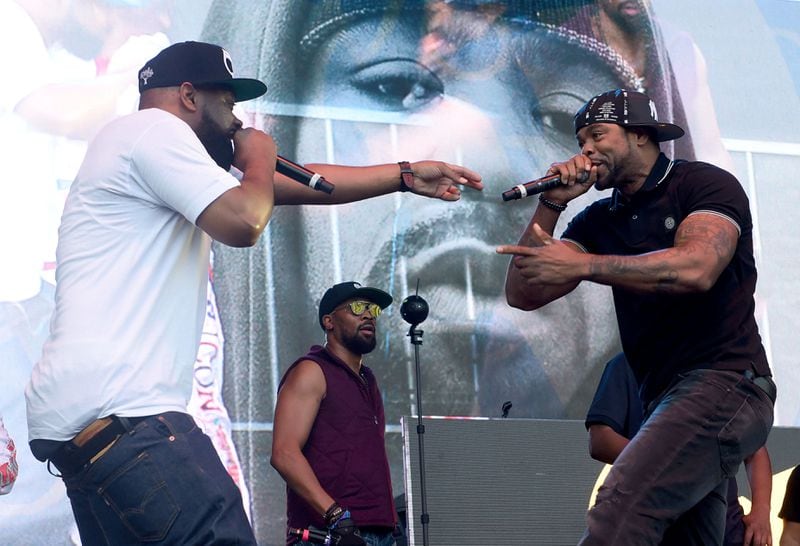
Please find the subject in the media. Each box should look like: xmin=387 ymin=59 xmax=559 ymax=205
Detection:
xmin=400 ymin=293 xmax=430 ymax=546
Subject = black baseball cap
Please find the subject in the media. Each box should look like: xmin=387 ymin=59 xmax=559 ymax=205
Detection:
xmin=318 ymin=282 xmax=393 ymax=327
xmin=137 ymin=41 xmax=267 ymax=102
xmin=574 ymin=89 xmax=684 ymax=142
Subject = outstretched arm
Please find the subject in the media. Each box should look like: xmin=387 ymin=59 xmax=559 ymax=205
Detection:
xmin=273 ymin=160 xmax=482 ymax=205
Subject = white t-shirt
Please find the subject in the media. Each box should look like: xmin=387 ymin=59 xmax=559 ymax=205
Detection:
xmin=25 ymin=108 xmax=240 ymax=441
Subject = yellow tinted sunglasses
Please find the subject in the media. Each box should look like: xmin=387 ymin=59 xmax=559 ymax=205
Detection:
xmin=337 ymin=300 xmax=382 ymax=318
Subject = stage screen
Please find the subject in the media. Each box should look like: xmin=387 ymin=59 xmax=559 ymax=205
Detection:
xmin=1 ymin=1 xmax=798 ymax=544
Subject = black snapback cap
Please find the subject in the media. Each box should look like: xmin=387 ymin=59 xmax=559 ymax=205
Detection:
xmin=574 ymin=89 xmax=684 ymax=142
xmin=318 ymin=282 xmax=393 ymax=328
xmin=137 ymin=41 xmax=267 ymax=102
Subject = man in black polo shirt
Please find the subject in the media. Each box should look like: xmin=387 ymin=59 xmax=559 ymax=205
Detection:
xmin=499 ymin=88 xmax=776 ymax=545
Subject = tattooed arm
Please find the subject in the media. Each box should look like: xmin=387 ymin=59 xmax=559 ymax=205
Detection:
xmin=497 ymin=212 xmax=738 ymax=310
xmin=583 ymin=212 xmax=738 ymax=293
xmin=500 ymin=194 xmax=584 ymax=311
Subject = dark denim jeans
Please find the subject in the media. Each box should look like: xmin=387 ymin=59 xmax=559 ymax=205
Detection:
xmin=57 ymin=412 xmax=255 ymax=545
xmin=579 ymin=369 xmax=774 ymax=546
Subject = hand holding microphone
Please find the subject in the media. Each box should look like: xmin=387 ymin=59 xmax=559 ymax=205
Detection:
xmin=287 ymin=526 xmax=366 ymax=546
xmin=501 ymin=173 xmax=566 ymax=201
xmin=320 ymin=503 xmax=366 ymax=545
xmin=230 ymin=129 xmax=335 ymax=194
xmin=502 ymin=155 xmax=595 ymax=202
xmin=501 ymin=170 xmax=591 ymax=201
xmin=289 ymin=526 xmax=332 ymax=545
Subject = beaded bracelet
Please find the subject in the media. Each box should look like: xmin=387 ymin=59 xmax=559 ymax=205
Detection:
xmin=538 ymin=194 xmax=567 ymax=212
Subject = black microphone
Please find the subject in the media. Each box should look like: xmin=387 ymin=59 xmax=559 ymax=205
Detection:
xmin=276 ymin=156 xmax=335 ymax=194
xmin=501 ymin=173 xmax=563 ymax=201
xmin=288 ymin=526 xmax=333 ymax=545
xmin=288 ymin=527 xmax=365 ymax=546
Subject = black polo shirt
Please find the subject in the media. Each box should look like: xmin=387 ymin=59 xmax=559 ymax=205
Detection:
xmin=562 ymin=153 xmax=770 ymax=403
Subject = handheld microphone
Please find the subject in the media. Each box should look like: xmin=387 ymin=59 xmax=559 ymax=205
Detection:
xmin=288 ymin=526 xmax=366 ymax=545
xmin=204 ymin=137 xmax=335 ymax=195
xmin=288 ymin=526 xmax=332 ymax=545
xmin=276 ymin=156 xmax=335 ymax=194
xmin=501 ymin=173 xmax=563 ymax=201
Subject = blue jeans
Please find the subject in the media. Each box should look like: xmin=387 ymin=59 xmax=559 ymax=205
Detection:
xmin=58 ymin=412 xmax=255 ymax=545
xmin=580 ymin=369 xmax=774 ymax=546
xmin=297 ymin=530 xmax=396 ymax=546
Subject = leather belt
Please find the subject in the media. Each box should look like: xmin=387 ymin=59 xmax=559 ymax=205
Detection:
xmin=744 ymin=370 xmax=777 ymax=404
xmin=49 ymin=415 xmax=150 ymax=476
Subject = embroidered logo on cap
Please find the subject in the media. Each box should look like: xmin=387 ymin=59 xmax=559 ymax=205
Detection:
xmin=222 ymin=49 xmax=234 ymax=76
xmin=596 ymin=100 xmax=619 ymax=122
xmin=649 ymin=100 xmax=658 ymax=122
xmin=139 ymin=66 xmax=154 ymax=85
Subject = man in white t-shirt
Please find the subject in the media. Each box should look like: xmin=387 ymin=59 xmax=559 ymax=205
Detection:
xmin=24 ymin=40 xmax=481 ymax=545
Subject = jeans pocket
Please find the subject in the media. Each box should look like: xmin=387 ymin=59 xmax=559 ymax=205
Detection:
xmin=98 ymin=451 xmax=180 ymax=541
xmin=718 ymin=396 xmax=771 ymax=477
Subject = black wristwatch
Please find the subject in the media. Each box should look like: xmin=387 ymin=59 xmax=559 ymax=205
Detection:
xmin=398 ymin=161 xmax=414 ymax=192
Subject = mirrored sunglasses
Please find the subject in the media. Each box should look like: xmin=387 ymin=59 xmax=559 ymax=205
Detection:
xmin=338 ymin=300 xmax=382 ymax=318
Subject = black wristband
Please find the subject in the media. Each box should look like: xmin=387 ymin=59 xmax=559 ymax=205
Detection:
xmin=325 ymin=502 xmax=344 ymax=526
xmin=538 ymin=194 xmax=567 ymax=212
xmin=398 ymin=161 xmax=414 ymax=192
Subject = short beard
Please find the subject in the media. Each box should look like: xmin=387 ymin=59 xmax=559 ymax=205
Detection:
xmin=200 ymin=135 xmax=234 ymax=170
xmin=342 ymin=330 xmax=377 ymax=355
xmin=197 ymin=109 xmax=234 ymax=170
xmin=606 ymin=6 xmax=649 ymax=36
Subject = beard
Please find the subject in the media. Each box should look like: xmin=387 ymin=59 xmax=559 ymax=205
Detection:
xmin=341 ymin=328 xmax=377 ymax=356
xmin=196 ymin=110 xmax=235 ymax=170
xmin=606 ymin=4 xmax=649 ymax=36
xmin=200 ymin=134 xmax=235 ymax=170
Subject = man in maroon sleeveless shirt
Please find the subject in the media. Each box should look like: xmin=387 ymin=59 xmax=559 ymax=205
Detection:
xmin=272 ymin=281 xmax=398 ymax=546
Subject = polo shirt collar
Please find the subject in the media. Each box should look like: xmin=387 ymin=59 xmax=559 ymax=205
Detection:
xmin=609 ymin=153 xmax=674 ymax=213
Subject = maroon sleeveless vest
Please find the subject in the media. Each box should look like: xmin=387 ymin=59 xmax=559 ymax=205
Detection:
xmin=281 ymin=345 xmax=396 ymax=539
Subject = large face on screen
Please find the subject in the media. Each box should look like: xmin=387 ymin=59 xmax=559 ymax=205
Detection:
xmin=239 ymin=3 xmax=631 ymax=418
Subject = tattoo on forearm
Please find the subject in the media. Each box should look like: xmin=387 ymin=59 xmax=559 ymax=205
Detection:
xmin=655 ymin=270 xmax=680 ymax=293
xmin=590 ymin=256 xmax=680 ymax=292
